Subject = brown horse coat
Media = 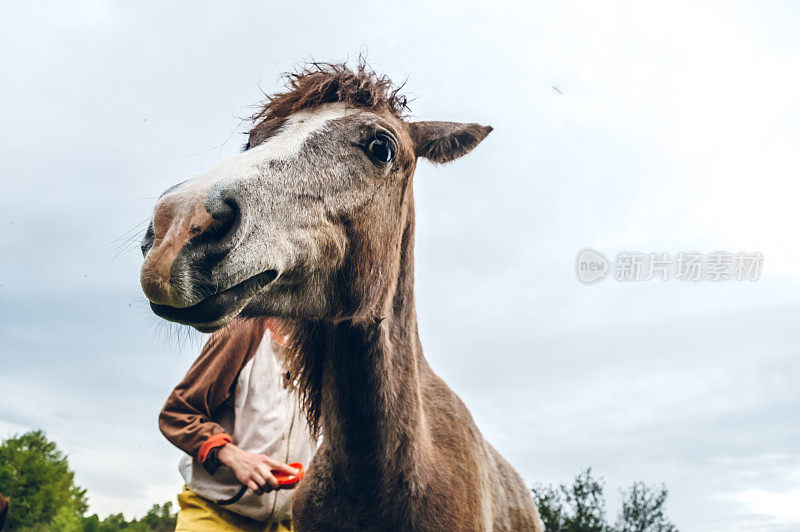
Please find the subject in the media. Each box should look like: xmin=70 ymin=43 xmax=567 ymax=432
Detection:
xmin=141 ymin=63 xmax=542 ymax=531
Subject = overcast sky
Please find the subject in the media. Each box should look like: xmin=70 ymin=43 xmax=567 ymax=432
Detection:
xmin=1 ymin=1 xmax=799 ymax=530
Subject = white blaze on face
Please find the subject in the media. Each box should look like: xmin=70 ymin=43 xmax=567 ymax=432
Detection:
xmin=163 ymin=102 xmax=355 ymax=201
xmin=249 ymin=101 xmax=354 ymax=161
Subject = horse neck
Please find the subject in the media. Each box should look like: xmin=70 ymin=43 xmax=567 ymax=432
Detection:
xmin=319 ymin=218 xmax=429 ymax=479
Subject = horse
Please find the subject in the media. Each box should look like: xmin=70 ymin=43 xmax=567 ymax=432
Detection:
xmin=140 ymin=62 xmax=542 ymax=531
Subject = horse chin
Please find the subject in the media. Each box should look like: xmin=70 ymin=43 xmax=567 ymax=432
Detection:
xmin=148 ymin=269 xmax=278 ymax=331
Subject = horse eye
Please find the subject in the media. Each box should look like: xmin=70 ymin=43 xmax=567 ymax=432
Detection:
xmin=367 ymin=135 xmax=395 ymax=165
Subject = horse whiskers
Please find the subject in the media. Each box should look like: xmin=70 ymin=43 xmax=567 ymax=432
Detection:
xmin=110 ymin=219 xmax=149 ymax=260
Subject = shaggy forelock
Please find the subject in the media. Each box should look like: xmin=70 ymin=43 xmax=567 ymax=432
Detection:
xmin=250 ymin=61 xmax=409 ymax=132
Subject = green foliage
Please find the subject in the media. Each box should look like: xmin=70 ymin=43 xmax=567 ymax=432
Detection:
xmin=532 ymin=469 xmax=678 ymax=532
xmin=0 ymin=430 xmax=176 ymax=532
xmin=0 ymin=430 xmax=87 ymax=531
xmin=138 ymin=501 xmax=178 ymax=531
xmin=81 ymin=502 xmax=177 ymax=531
xmin=617 ymin=482 xmax=676 ymax=532
xmin=532 ymin=468 xmax=610 ymax=532
xmin=533 ymin=483 xmax=566 ymax=532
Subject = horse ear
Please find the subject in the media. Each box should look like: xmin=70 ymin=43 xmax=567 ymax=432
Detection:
xmin=408 ymin=121 xmax=493 ymax=164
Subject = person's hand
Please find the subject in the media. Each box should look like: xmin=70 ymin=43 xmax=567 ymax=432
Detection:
xmin=217 ymin=443 xmax=299 ymax=494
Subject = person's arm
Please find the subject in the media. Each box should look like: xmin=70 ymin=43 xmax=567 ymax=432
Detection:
xmin=159 ymin=319 xmax=264 ymax=462
xmin=158 ymin=318 xmax=297 ymax=491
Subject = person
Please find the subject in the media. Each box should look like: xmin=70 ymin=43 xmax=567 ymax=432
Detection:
xmin=0 ymin=492 xmax=8 ymax=530
xmin=159 ymin=318 xmax=316 ymax=531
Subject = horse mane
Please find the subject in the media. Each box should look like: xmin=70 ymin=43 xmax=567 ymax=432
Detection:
xmin=247 ymin=62 xmax=410 ymax=436
xmin=270 ymin=318 xmax=327 ymax=438
xmin=250 ymin=61 xmax=409 ymax=132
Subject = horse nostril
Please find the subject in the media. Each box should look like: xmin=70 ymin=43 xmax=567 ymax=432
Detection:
xmin=141 ymin=222 xmax=155 ymax=257
xmin=201 ymin=191 xmax=241 ymax=246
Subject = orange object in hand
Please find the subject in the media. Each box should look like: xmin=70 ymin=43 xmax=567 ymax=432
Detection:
xmin=272 ymin=462 xmax=305 ymax=487
xmin=218 ymin=462 xmax=306 ymax=506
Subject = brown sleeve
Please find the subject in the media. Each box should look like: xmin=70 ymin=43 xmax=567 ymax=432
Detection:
xmin=158 ymin=318 xmax=270 ymax=459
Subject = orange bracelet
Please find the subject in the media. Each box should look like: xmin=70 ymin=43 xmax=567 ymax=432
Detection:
xmin=198 ymin=433 xmax=232 ymax=463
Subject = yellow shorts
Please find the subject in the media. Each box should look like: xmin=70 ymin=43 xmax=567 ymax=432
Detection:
xmin=175 ymin=485 xmax=292 ymax=532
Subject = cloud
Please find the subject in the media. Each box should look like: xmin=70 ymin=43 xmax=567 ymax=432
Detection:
xmin=1 ymin=1 xmax=799 ymax=528
xmin=738 ymin=489 xmax=800 ymax=522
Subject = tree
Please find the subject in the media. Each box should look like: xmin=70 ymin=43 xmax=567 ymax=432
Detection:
xmin=0 ymin=430 xmax=87 ymax=530
xmin=532 ymin=468 xmax=610 ymax=532
xmin=532 ymin=469 xmax=678 ymax=532
xmin=562 ymin=468 xmax=609 ymax=532
xmin=533 ymin=483 xmax=566 ymax=532
xmin=138 ymin=501 xmax=177 ymax=531
xmin=80 ymin=502 xmax=177 ymax=531
xmin=617 ymin=482 xmax=676 ymax=532
xmin=0 ymin=429 xmax=177 ymax=531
